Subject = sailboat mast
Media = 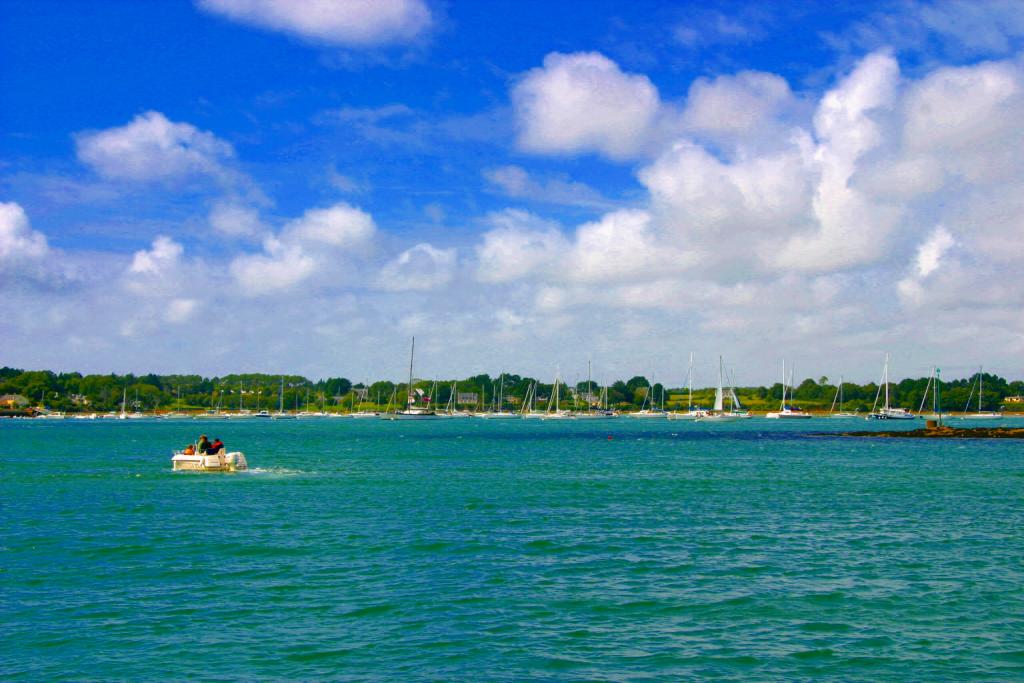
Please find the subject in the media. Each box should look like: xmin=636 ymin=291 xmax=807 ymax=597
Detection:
xmin=588 ymin=360 xmax=593 ymax=414
xmin=688 ymin=352 xmax=693 ymax=412
xmin=407 ymin=336 xmax=415 ymax=409
xmin=781 ymin=359 xmax=786 ymax=409
xmin=978 ymin=366 xmax=983 ymax=413
xmin=884 ymin=353 xmax=890 ymax=411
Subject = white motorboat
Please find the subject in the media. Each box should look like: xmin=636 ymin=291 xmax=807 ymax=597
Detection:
xmin=172 ymin=449 xmax=248 ymax=472
xmin=697 ymin=411 xmax=743 ymax=422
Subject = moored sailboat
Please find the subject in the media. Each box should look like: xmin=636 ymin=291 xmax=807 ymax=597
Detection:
xmin=867 ymin=354 xmax=916 ymax=420
xmin=766 ymin=360 xmax=812 ymax=419
xmin=382 ymin=337 xmax=438 ymax=420
xmin=958 ymin=366 xmax=1001 ymax=419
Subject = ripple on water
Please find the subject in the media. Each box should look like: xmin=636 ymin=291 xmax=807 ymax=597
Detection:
xmin=3 ymin=419 xmax=1024 ymax=680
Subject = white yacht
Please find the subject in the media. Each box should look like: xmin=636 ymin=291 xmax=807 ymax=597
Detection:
xmin=382 ymin=337 xmax=438 ymax=420
xmin=828 ymin=375 xmax=859 ymax=418
xmin=958 ymin=366 xmax=1001 ymax=419
xmin=867 ymin=354 xmax=916 ymax=420
xmin=766 ymin=360 xmax=813 ymax=419
xmin=697 ymin=356 xmax=745 ymax=422
xmin=668 ymin=353 xmax=704 ymax=420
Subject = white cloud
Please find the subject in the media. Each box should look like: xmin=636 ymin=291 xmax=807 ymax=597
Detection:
xmin=197 ymin=0 xmax=433 ymax=47
xmin=683 ymin=70 xmax=797 ymax=139
xmin=227 ymin=202 xmax=377 ymax=294
xmin=129 ymin=236 xmax=184 ymax=276
xmin=230 ymin=237 xmax=318 ymax=294
xmin=482 ymin=165 xmax=612 ymax=208
xmin=915 ymin=226 xmax=956 ymax=278
xmin=772 ymin=52 xmax=903 ymax=271
xmin=512 ymin=52 xmax=662 ymax=160
xmin=209 ymin=201 xmax=266 ymax=238
xmin=165 ymin=298 xmax=199 ymax=323
xmin=377 ymin=243 xmax=456 ymax=291
xmin=75 ymin=111 xmax=235 ymax=183
xmin=475 ymin=210 xmax=569 ymax=283
xmin=0 ymin=202 xmax=48 ymax=263
xmin=566 ymin=209 xmax=689 ymax=284
xmin=282 ymin=202 xmax=376 ymax=248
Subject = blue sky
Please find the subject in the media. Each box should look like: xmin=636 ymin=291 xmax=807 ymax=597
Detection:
xmin=2 ymin=0 xmax=1024 ymax=386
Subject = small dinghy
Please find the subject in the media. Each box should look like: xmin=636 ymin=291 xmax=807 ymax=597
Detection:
xmin=172 ymin=450 xmax=248 ymax=472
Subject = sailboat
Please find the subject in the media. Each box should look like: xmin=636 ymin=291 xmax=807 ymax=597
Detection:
xmin=958 ymin=366 xmax=1001 ymax=419
xmin=520 ymin=381 xmax=546 ymax=419
xmin=668 ymin=352 xmax=705 ymax=420
xmin=697 ymin=356 xmax=744 ymax=422
xmin=918 ymin=367 xmax=947 ymax=421
xmin=866 ymin=354 xmax=916 ymax=420
xmin=272 ymin=377 xmax=296 ymax=419
xmin=629 ymin=376 xmax=667 ymax=418
xmin=766 ymin=360 xmax=812 ymax=419
xmin=382 ymin=337 xmax=438 ymax=420
xmin=541 ymin=368 xmax=574 ymax=420
xmin=573 ymin=361 xmax=616 ymax=418
xmin=477 ymin=372 xmax=518 ymax=419
xmin=828 ymin=375 xmax=859 ymax=418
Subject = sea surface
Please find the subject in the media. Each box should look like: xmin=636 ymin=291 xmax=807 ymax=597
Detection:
xmin=2 ymin=417 xmax=1023 ymax=681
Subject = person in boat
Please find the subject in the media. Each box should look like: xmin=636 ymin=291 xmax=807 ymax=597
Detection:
xmin=197 ymin=435 xmax=211 ymax=453
xmin=207 ymin=438 xmax=224 ymax=454
xmin=183 ymin=444 xmax=195 ymax=455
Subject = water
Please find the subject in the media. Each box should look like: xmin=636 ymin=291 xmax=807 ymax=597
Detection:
xmin=3 ymin=418 xmax=1023 ymax=680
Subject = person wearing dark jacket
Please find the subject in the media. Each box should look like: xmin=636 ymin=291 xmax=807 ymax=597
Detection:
xmin=208 ymin=438 xmax=224 ymax=454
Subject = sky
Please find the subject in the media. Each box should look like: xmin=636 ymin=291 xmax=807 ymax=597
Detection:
xmin=2 ymin=0 xmax=1024 ymax=387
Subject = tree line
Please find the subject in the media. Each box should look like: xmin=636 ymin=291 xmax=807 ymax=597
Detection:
xmin=2 ymin=366 xmax=1022 ymax=414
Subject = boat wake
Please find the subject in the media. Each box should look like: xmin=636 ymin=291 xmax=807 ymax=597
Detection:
xmin=244 ymin=467 xmax=305 ymax=476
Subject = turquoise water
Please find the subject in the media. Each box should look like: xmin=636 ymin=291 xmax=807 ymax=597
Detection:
xmin=3 ymin=418 xmax=1023 ymax=681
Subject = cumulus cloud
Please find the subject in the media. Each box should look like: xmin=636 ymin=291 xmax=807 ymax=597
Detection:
xmin=230 ymin=237 xmax=318 ymax=294
xmin=75 ymin=111 xmax=236 ymax=183
xmin=475 ymin=210 xmax=569 ymax=283
xmin=197 ymin=0 xmax=433 ymax=47
xmin=512 ymin=52 xmax=663 ymax=160
xmin=129 ymin=236 xmax=184 ymax=276
xmin=682 ymin=70 xmax=802 ymax=150
xmin=376 ymin=243 xmax=456 ymax=291
xmin=228 ymin=202 xmax=377 ymax=294
xmin=0 ymin=202 xmax=49 ymax=264
xmin=566 ymin=209 xmax=688 ymax=284
xmin=281 ymin=202 xmax=376 ymax=248
xmin=209 ymin=201 xmax=266 ymax=238
xmin=897 ymin=226 xmax=957 ymax=305
xmin=772 ymin=51 xmax=902 ymax=271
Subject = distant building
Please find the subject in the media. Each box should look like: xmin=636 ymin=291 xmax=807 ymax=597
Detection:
xmin=457 ymin=392 xmax=479 ymax=405
xmin=1004 ymin=395 xmax=1024 ymax=404
xmin=0 ymin=394 xmax=29 ymax=409
xmin=353 ymin=387 xmax=369 ymax=400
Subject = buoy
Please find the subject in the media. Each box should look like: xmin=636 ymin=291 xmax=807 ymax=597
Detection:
xmin=607 ymin=435 xmax=613 ymax=440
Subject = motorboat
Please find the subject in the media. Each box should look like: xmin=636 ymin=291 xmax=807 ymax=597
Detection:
xmin=172 ymin=449 xmax=248 ymax=472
